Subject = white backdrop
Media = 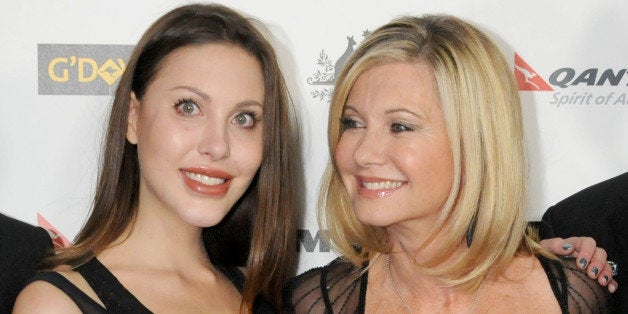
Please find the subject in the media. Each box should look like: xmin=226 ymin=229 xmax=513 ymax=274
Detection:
xmin=1 ymin=0 xmax=626 ymax=274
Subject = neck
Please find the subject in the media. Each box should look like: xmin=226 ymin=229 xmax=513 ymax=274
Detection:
xmin=99 ymin=204 xmax=210 ymax=271
xmin=381 ymin=251 xmax=482 ymax=313
xmin=386 ymin=215 xmax=464 ymax=263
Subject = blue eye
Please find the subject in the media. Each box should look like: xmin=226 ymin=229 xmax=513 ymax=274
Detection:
xmin=341 ymin=117 xmax=363 ymax=130
xmin=233 ymin=111 xmax=259 ymax=128
xmin=174 ymin=99 xmax=200 ymax=116
xmin=391 ymin=123 xmax=413 ymax=133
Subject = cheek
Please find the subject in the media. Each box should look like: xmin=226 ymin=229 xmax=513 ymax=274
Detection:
xmin=334 ymin=135 xmax=358 ymax=189
xmin=235 ymin=133 xmax=265 ymax=174
xmin=136 ymin=119 xmax=194 ymax=169
xmin=402 ymin=140 xmax=454 ymax=194
xmin=432 ymin=139 xmax=454 ymax=183
xmin=141 ymin=124 xmax=187 ymax=153
xmin=334 ymin=135 xmax=354 ymax=172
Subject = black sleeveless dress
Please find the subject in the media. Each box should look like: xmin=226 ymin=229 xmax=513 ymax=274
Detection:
xmin=28 ymin=258 xmax=273 ymax=313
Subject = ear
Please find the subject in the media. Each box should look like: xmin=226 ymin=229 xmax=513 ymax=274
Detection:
xmin=126 ymin=92 xmax=140 ymax=145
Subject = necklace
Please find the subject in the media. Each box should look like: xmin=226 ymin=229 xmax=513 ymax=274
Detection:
xmin=385 ymin=255 xmax=483 ymax=313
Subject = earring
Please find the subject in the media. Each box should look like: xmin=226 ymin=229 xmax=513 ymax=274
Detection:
xmin=351 ymin=242 xmax=362 ymax=254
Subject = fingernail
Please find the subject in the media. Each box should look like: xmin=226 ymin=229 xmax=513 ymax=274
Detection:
xmin=591 ymin=267 xmax=599 ymax=276
xmin=562 ymin=243 xmax=574 ymax=250
xmin=579 ymin=258 xmax=588 ymax=268
xmin=603 ymin=275 xmax=609 ymax=285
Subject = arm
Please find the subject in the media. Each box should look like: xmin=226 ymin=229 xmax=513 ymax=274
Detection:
xmin=13 ymin=281 xmax=82 ymax=314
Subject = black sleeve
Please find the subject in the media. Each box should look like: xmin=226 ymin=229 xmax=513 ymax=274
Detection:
xmin=0 ymin=214 xmax=53 ymax=313
xmin=540 ymin=256 xmax=612 ymax=313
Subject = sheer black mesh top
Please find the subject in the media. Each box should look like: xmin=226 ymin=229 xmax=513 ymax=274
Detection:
xmin=285 ymin=255 xmax=611 ymax=313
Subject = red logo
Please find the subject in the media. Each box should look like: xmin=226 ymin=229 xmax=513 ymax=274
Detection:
xmin=514 ymin=53 xmax=553 ymax=91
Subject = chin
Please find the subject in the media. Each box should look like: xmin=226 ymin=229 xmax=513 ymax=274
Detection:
xmin=182 ymin=210 xmax=231 ymax=228
xmin=354 ymin=210 xmax=397 ymax=228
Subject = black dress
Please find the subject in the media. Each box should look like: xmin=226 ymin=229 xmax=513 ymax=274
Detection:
xmin=285 ymin=256 xmax=612 ymax=313
xmin=28 ymin=258 xmax=274 ymax=313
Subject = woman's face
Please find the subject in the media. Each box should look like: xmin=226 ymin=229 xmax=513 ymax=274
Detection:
xmin=126 ymin=43 xmax=265 ymax=228
xmin=334 ymin=62 xmax=454 ymax=229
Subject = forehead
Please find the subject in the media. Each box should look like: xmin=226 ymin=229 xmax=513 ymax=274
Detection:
xmin=346 ymin=61 xmax=440 ymax=113
xmin=146 ymin=43 xmax=265 ymax=101
xmin=157 ymin=43 xmax=260 ymax=77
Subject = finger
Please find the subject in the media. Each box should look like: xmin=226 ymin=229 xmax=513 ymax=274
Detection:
xmin=584 ymin=247 xmax=608 ymax=279
xmin=597 ymin=261 xmax=616 ymax=286
xmin=607 ymin=278 xmax=618 ymax=294
xmin=538 ymin=238 xmax=575 ymax=256
xmin=563 ymin=236 xmax=597 ymax=267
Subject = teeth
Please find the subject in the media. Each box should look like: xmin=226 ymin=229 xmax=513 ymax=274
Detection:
xmin=184 ymin=171 xmax=226 ymax=186
xmin=362 ymin=181 xmax=402 ymax=190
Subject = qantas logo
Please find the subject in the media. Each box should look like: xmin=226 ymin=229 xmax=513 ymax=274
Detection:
xmin=514 ymin=53 xmax=628 ymax=107
xmin=514 ymin=53 xmax=553 ymax=91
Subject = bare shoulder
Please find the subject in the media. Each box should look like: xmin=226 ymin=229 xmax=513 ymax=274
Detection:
xmin=13 ymin=279 xmax=81 ymax=314
xmin=480 ymin=254 xmax=562 ymax=313
xmin=491 ymin=255 xmax=610 ymax=312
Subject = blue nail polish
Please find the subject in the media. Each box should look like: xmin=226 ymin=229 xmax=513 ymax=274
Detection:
xmin=591 ymin=267 xmax=599 ymax=276
xmin=603 ymin=275 xmax=609 ymax=284
xmin=562 ymin=243 xmax=574 ymax=250
xmin=579 ymin=258 xmax=588 ymax=268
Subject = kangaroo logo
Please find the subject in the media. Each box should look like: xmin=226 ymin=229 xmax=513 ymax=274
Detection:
xmin=514 ymin=53 xmax=553 ymax=91
xmin=308 ymin=31 xmax=370 ymax=101
xmin=37 ymin=213 xmax=72 ymax=248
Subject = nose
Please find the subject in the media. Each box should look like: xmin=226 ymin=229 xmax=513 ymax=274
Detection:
xmin=197 ymin=122 xmax=230 ymax=161
xmin=352 ymin=130 xmax=386 ymax=167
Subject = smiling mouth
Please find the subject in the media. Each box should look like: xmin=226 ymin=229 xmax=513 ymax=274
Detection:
xmin=183 ymin=171 xmax=227 ymax=186
xmin=362 ymin=180 xmax=403 ymax=190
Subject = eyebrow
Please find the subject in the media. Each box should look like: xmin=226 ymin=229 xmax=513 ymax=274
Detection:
xmin=172 ymin=86 xmax=211 ymax=101
xmin=384 ymin=108 xmax=424 ymax=119
xmin=343 ymin=105 xmax=423 ymax=119
xmin=172 ymin=85 xmax=264 ymax=109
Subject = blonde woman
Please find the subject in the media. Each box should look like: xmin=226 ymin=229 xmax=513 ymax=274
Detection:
xmin=286 ymin=15 xmax=613 ymax=313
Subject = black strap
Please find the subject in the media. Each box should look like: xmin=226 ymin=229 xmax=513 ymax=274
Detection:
xmin=28 ymin=271 xmax=106 ymax=313
xmin=76 ymin=258 xmax=152 ymax=313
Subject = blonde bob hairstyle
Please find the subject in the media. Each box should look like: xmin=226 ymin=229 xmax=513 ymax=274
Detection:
xmin=319 ymin=14 xmax=547 ymax=289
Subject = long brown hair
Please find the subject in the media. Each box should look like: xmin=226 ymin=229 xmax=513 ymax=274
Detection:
xmin=44 ymin=4 xmax=297 ymax=310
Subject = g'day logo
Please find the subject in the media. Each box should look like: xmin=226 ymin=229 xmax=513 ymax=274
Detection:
xmin=515 ymin=53 xmax=628 ymax=107
xmin=38 ymin=44 xmax=133 ymax=95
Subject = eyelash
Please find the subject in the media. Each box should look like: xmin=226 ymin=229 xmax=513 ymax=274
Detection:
xmin=173 ymin=99 xmax=261 ymax=129
xmin=340 ymin=117 xmax=415 ymax=133
xmin=390 ymin=123 xmax=414 ymax=133
xmin=340 ymin=117 xmax=363 ymax=130
xmin=233 ymin=111 xmax=262 ymax=129
xmin=174 ymin=98 xmax=201 ymax=116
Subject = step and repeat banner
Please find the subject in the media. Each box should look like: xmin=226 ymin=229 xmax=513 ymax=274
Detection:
xmin=1 ymin=0 xmax=626 ymax=273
